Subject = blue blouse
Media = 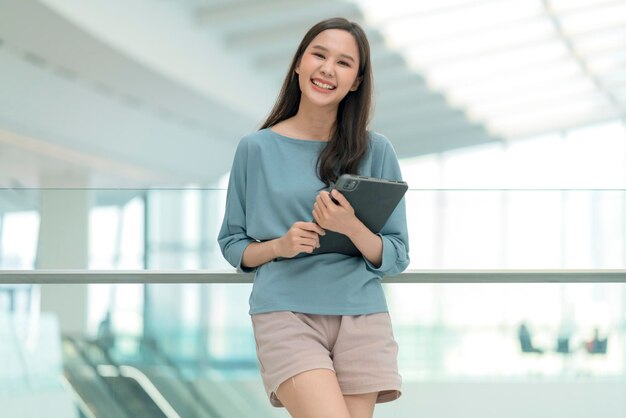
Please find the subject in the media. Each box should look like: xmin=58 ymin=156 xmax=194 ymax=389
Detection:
xmin=218 ymin=128 xmax=409 ymax=315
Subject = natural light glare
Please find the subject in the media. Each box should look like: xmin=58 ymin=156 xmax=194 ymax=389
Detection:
xmin=443 ymin=191 xmax=504 ymax=267
xmin=563 ymin=192 xmax=594 ymax=267
xmin=587 ymin=50 xmax=626 ymax=74
xmin=1 ymin=212 xmax=39 ymax=269
xmin=415 ymin=40 xmax=570 ymax=82
xmin=559 ymin=2 xmax=626 ymax=35
xmin=573 ymin=27 xmax=626 ymax=55
xmin=398 ymin=119 xmax=626 ymax=271
xmin=181 ymin=284 xmax=200 ymax=329
xmin=435 ymin=60 xmax=582 ymax=92
xmin=441 ymin=144 xmax=506 ymax=188
xmin=487 ymin=98 xmax=615 ymax=137
xmin=563 ymin=122 xmax=626 ymax=188
xmin=112 ymin=284 xmax=144 ymax=336
xmin=356 ymin=0 xmax=477 ymax=22
xmin=504 ymin=133 xmax=565 ymax=189
xmin=597 ymin=193 xmax=626 ymax=267
xmin=87 ymin=283 xmax=114 ymax=335
xmin=508 ymin=192 xmax=563 ymax=267
xmin=118 ymin=197 xmax=144 ymax=269
xmin=461 ymin=78 xmax=596 ymax=117
xmin=355 ymin=0 xmax=624 ymax=138
xmin=183 ymin=188 xmax=200 ymax=246
xmin=549 ymin=0 xmax=620 ymax=13
xmin=378 ymin=0 xmax=544 ymax=44
xmin=89 ymin=206 xmax=120 ymax=269
xmin=388 ymin=17 xmax=555 ymax=58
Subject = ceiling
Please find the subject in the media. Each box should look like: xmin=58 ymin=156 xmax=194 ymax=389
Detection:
xmin=0 ymin=0 xmax=624 ymax=190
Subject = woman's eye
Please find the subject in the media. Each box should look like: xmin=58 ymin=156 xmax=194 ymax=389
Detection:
xmin=313 ymin=52 xmax=325 ymax=59
xmin=338 ymin=61 xmax=351 ymax=67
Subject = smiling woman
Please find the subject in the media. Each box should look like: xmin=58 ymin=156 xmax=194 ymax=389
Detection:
xmin=218 ymin=17 xmax=409 ymax=418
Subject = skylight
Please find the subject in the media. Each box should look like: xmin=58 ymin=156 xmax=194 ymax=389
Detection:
xmin=355 ymin=0 xmax=625 ymax=138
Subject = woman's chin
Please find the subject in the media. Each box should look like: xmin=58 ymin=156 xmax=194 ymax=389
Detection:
xmin=302 ymin=91 xmax=341 ymax=108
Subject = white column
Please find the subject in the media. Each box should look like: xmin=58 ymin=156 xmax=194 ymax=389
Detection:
xmin=37 ymin=176 xmax=92 ymax=335
xmin=145 ymin=191 xmax=185 ymax=339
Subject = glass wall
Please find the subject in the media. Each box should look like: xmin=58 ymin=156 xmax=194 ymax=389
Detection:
xmin=391 ymin=119 xmax=626 ymax=380
xmin=1 ymin=119 xmax=625 ymax=381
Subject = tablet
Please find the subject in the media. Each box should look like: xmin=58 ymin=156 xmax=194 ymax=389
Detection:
xmin=313 ymin=174 xmax=408 ymax=256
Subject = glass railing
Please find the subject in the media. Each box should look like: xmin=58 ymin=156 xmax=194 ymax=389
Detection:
xmin=1 ymin=188 xmax=625 ymax=417
xmin=1 ymin=187 xmax=625 ymax=270
xmin=2 ymin=279 xmax=625 ymax=418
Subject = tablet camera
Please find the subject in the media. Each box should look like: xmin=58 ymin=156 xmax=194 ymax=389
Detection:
xmin=344 ymin=179 xmax=358 ymax=191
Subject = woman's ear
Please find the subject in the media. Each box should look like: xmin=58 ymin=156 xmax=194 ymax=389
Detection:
xmin=350 ymin=76 xmax=363 ymax=91
xmin=295 ymin=58 xmax=302 ymax=75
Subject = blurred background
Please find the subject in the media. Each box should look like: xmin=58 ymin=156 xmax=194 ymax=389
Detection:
xmin=1 ymin=0 xmax=625 ymax=417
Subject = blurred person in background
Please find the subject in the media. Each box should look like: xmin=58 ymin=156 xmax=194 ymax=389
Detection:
xmin=518 ymin=322 xmax=544 ymax=354
xmin=584 ymin=327 xmax=608 ymax=354
xmin=556 ymin=314 xmax=576 ymax=354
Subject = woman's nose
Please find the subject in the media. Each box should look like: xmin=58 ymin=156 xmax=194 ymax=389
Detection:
xmin=320 ymin=63 xmax=334 ymax=77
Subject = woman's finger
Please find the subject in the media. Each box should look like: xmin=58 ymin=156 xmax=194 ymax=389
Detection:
xmin=319 ymin=191 xmax=337 ymax=209
xmin=298 ymin=236 xmax=318 ymax=247
xmin=330 ymin=189 xmax=352 ymax=209
xmin=316 ymin=193 xmax=329 ymax=210
xmin=300 ymin=237 xmax=319 ymax=251
xmin=298 ymin=230 xmax=320 ymax=247
xmin=314 ymin=202 xmax=328 ymax=221
xmin=301 ymin=221 xmax=326 ymax=236
xmin=312 ymin=209 xmax=320 ymax=225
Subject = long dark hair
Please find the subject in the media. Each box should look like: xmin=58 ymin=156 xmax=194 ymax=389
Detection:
xmin=260 ymin=17 xmax=373 ymax=187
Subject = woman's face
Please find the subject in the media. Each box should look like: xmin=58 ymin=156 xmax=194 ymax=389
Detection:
xmin=295 ymin=29 xmax=362 ymax=110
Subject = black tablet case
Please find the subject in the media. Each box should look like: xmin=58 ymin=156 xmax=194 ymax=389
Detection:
xmin=313 ymin=174 xmax=408 ymax=256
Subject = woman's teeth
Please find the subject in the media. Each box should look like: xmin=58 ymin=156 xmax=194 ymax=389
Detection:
xmin=312 ymin=79 xmax=335 ymax=90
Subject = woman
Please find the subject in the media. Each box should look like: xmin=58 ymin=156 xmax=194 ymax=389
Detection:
xmin=218 ymin=17 xmax=409 ymax=418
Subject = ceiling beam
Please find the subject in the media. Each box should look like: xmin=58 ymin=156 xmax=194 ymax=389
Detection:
xmin=390 ymin=128 xmax=499 ymax=158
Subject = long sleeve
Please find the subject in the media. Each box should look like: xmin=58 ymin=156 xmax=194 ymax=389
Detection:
xmin=218 ymin=128 xmax=404 ymax=315
xmin=363 ymin=138 xmax=410 ymax=278
xmin=217 ymin=139 xmax=257 ymax=273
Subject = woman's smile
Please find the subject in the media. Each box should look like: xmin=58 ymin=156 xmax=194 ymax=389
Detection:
xmin=310 ymin=78 xmax=336 ymax=93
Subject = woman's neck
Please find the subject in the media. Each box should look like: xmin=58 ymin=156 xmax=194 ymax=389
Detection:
xmin=290 ymin=101 xmax=337 ymax=141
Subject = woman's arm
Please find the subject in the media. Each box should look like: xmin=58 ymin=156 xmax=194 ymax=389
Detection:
xmin=241 ymin=221 xmax=326 ymax=269
xmin=344 ymin=218 xmax=383 ymax=268
xmin=218 ymin=138 xmax=256 ymax=272
xmin=240 ymin=240 xmax=278 ymax=269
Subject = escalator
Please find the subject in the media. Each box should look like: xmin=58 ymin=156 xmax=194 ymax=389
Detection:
xmin=62 ymin=336 xmax=135 ymax=418
xmin=62 ymin=335 xmax=223 ymax=418
xmin=132 ymin=338 xmax=223 ymax=418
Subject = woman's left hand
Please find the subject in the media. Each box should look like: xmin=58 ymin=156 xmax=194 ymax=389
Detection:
xmin=312 ymin=189 xmax=360 ymax=235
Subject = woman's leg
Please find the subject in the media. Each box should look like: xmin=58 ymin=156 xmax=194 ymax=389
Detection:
xmin=276 ymin=368 xmax=351 ymax=418
xmin=344 ymin=392 xmax=378 ymax=418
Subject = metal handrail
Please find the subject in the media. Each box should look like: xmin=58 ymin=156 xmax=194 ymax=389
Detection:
xmin=80 ymin=337 xmax=180 ymax=418
xmin=140 ymin=336 xmax=224 ymax=418
xmin=96 ymin=365 xmax=181 ymax=418
xmin=1 ymin=269 xmax=626 ymax=284
xmin=62 ymin=335 xmax=134 ymax=418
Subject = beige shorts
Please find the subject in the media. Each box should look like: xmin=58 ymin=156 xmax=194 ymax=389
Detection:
xmin=251 ymin=310 xmax=402 ymax=408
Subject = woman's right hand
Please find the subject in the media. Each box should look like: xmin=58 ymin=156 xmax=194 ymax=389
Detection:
xmin=273 ymin=221 xmax=326 ymax=258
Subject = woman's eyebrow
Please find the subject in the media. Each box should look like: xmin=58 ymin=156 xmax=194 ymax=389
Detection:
xmin=311 ymin=45 xmax=355 ymax=63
